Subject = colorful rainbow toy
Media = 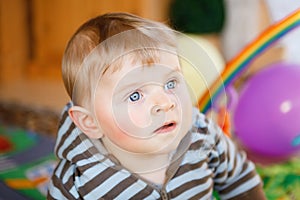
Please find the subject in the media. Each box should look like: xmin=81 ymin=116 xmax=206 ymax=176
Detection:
xmin=198 ymin=8 xmax=300 ymax=113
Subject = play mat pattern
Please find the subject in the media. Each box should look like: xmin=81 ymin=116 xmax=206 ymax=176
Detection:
xmin=0 ymin=102 xmax=299 ymax=200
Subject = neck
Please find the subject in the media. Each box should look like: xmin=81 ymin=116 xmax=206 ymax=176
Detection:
xmin=102 ymin=137 xmax=172 ymax=184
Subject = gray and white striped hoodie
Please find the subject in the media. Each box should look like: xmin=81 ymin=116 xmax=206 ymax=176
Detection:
xmin=48 ymin=103 xmax=266 ymax=200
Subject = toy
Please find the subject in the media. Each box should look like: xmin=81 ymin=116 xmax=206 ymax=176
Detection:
xmin=233 ymin=62 xmax=300 ymax=157
xmin=195 ymin=8 xmax=300 ymax=159
xmin=0 ymin=126 xmax=57 ymax=199
xmin=177 ymin=34 xmax=225 ymax=105
xmin=198 ymin=8 xmax=300 ymax=113
xmin=0 ymin=135 xmax=13 ymax=153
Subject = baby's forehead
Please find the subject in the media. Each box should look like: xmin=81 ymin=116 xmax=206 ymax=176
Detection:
xmin=116 ymin=62 xmax=181 ymax=82
xmin=103 ymin=49 xmax=180 ymax=74
xmin=98 ymin=55 xmax=181 ymax=87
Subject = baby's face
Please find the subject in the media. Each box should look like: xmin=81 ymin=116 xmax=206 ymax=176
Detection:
xmin=93 ymin=51 xmax=193 ymax=154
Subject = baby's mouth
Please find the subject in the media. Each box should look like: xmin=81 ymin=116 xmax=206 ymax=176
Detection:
xmin=154 ymin=121 xmax=177 ymax=134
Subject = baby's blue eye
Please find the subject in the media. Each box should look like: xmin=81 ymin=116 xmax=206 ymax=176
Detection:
xmin=165 ymin=80 xmax=176 ymax=90
xmin=129 ymin=92 xmax=141 ymax=102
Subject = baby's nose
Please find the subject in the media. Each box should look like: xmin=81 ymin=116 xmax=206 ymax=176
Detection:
xmin=151 ymin=92 xmax=176 ymax=115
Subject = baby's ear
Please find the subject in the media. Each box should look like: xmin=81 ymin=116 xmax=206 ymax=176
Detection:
xmin=68 ymin=106 xmax=103 ymax=139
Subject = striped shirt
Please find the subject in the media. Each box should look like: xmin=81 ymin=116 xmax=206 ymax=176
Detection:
xmin=48 ymin=103 xmax=265 ymax=199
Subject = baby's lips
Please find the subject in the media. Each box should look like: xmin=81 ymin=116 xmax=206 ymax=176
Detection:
xmin=154 ymin=121 xmax=177 ymax=134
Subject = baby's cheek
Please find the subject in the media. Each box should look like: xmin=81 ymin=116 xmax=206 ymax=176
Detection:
xmin=112 ymin=131 xmax=130 ymax=141
xmin=128 ymin=106 xmax=152 ymax=128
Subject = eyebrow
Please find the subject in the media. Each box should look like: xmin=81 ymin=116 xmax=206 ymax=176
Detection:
xmin=117 ymin=82 xmax=142 ymax=94
xmin=114 ymin=82 xmax=144 ymax=101
xmin=115 ymin=67 xmax=181 ymax=93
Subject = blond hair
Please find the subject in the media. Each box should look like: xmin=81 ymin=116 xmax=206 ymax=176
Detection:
xmin=62 ymin=12 xmax=177 ymax=106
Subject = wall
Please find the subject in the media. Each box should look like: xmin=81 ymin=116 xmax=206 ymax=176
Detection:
xmin=0 ymin=0 xmax=171 ymax=111
xmin=0 ymin=0 xmax=172 ymax=83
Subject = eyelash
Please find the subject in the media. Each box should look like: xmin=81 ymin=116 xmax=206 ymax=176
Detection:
xmin=165 ymin=79 xmax=177 ymax=90
xmin=129 ymin=91 xmax=142 ymax=102
xmin=127 ymin=79 xmax=178 ymax=102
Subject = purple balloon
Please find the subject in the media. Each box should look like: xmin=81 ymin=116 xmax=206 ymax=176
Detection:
xmin=233 ymin=62 xmax=300 ymax=157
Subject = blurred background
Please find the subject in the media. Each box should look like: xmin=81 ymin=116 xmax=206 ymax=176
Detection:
xmin=0 ymin=0 xmax=174 ymax=113
xmin=0 ymin=0 xmax=300 ymax=199
xmin=1 ymin=0 xmax=297 ymax=113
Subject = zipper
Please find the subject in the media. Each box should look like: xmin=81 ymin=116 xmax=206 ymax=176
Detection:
xmin=161 ymin=188 xmax=169 ymax=200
